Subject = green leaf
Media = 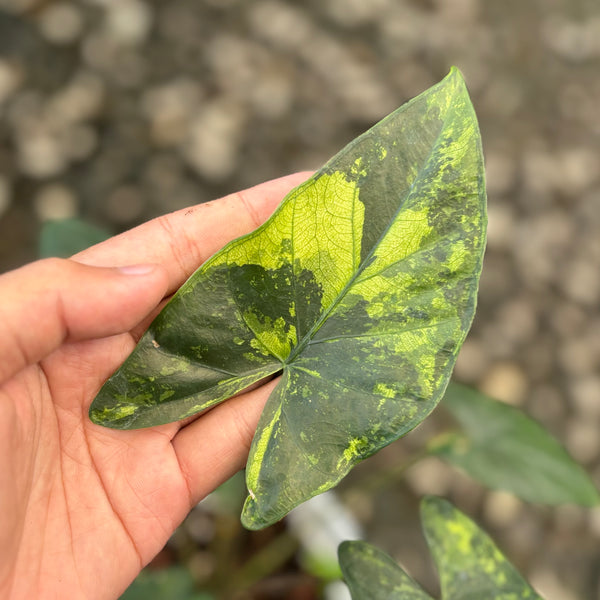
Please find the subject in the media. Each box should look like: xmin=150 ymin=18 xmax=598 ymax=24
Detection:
xmin=338 ymin=540 xmax=432 ymax=599
xmin=338 ymin=497 xmax=544 ymax=600
xmin=90 ymin=67 xmax=487 ymax=528
xmin=422 ymin=497 xmax=543 ymax=599
xmin=39 ymin=218 xmax=112 ymax=258
xmin=119 ymin=566 xmax=212 ymax=600
xmin=435 ymin=383 xmax=600 ymax=506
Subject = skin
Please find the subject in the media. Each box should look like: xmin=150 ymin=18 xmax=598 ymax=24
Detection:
xmin=0 ymin=172 xmax=309 ymax=600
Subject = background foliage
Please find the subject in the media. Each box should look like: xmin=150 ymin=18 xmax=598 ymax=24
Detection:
xmin=1 ymin=1 xmax=599 ymax=599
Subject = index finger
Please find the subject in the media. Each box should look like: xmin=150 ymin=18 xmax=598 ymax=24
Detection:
xmin=74 ymin=172 xmax=311 ymax=293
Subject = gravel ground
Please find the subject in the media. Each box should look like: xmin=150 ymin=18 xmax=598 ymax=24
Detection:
xmin=1 ymin=1 xmax=599 ymax=599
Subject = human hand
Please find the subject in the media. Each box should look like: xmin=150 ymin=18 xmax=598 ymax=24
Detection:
xmin=0 ymin=173 xmax=309 ymax=600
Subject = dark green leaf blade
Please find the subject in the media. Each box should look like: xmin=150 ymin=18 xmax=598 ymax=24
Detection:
xmin=338 ymin=540 xmax=433 ymax=600
xmin=421 ymin=496 xmax=544 ymax=599
xmin=89 ymin=257 xmax=286 ymax=427
xmin=242 ymin=67 xmax=486 ymax=527
xmin=436 ymin=383 xmax=600 ymax=506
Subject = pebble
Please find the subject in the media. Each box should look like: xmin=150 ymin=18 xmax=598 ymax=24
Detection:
xmin=37 ymin=2 xmax=85 ymax=46
xmin=182 ymin=100 xmax=246 ymax=180
xmin=33 ymin=183 xmax=77 ymax=221
xmin=405 ymin=457 xmax=454 ymax=497
xmin=103 ymin=0 xmax=153 ymax=46
xmin=141 ymin=78 xmax=202 ymax=146
xmin=565 ymin=417 xmax=600 ymax=464
xmin=17 ymin=131 xmax=67 ymax=178
xmin=483 ymin=491 xmax=523 ymax=528
xmin=479 ymin=361 xmax=528 ymax=406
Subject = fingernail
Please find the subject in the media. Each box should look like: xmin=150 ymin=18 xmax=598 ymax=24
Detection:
xmin=117 ymin=263 xmax=158 ymax=276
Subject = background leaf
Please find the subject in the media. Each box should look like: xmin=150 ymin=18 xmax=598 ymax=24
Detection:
xmin=338 ymin=540 xmax=432 ymax=600
xmin=91 ymin=68 xmax=487 ymax=529
xmin=119 ymin=566 xmax=212 ymax=600
xmin=39 ymin=217 xmax=111 ymax=258
xmin=435 ymin=383 xmax=600 ymax=506
xmin=422 ymin=497 xmax=544 ymax=599
xmin=339 ymin=497 xmax=544 ymax=600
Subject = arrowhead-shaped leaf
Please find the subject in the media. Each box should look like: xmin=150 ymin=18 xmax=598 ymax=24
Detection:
xmin=339 ymin=497 xmax=544 ymax=600
xmin=90 ymin=68 xmax=487 ymax=528
xmin=435 ymin=383 xmax=600 ymax=506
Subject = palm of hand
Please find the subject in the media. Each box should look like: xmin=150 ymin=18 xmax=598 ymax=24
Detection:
xmin=2 ymin=334 xmax=190 ymax=599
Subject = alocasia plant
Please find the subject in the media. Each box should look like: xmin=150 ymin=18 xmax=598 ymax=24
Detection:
xmin=338 ymin=496 xmax=544 ymax=599
xmin=90 ymin=67 xmax=487 ymax=528
xmin=437 ymin=383 xmax=600 ymax=506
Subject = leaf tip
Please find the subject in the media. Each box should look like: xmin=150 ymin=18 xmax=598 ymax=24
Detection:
xmin=240 ymin=494 xmax=270 ymax=531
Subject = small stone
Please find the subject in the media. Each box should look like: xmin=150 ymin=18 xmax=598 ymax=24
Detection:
xmin=104 ymin=0 xmax=153 ymax=46
xmin=404 ymin=456 xmax=453 ymax=496
xmin=18 ymin=132 xmax=67 ymax=178
xmin=34 ymin=184 xmax=78 ymax=221
xmin=565 ymin=417 xmax=600 ymax=464
xmin=542 ymin=16 xmax=597 ymax=62
xmin=556 ymin=148 xmax=599 ymax=195
xmin=483 ymin=491 xmax=522 ymax=528
xmin=560 ymin=259 xmax=600 ymax=307
xmin=81 ymin=32 xmax=119 ymax=71
xmin=249 ymin=1 xmax=314 ymax=52
xmin=37 ymin=2 xmax=84 ymax=46
xmin=479 ymin=361 xmax=528 ymax=406
xmin=182 ymin=100 xmax=246 ymax=181
xmin=559 ymin=337 xmax=599 ymax=376
xmin=141 ymin=78 xmax=202 ymax=146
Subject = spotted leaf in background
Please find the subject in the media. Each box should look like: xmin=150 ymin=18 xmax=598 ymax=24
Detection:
xmin=339 ymin=497 xmax=544 ymax=599
xmin=90 ymin=67 xmax=487 ymax=529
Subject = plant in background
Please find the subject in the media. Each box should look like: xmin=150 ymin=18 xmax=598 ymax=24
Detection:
xmin=339 ymin=496 xmax=544 ymax=599
xmin=40 ymin=67 xmax=595 ymax=597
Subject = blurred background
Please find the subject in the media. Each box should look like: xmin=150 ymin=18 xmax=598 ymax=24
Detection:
xmin=1 ymin=0 xmax=599 ymax=598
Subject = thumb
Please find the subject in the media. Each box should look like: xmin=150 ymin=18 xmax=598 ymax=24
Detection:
xmin=0 ymin=258 xmax=169 ymax=383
